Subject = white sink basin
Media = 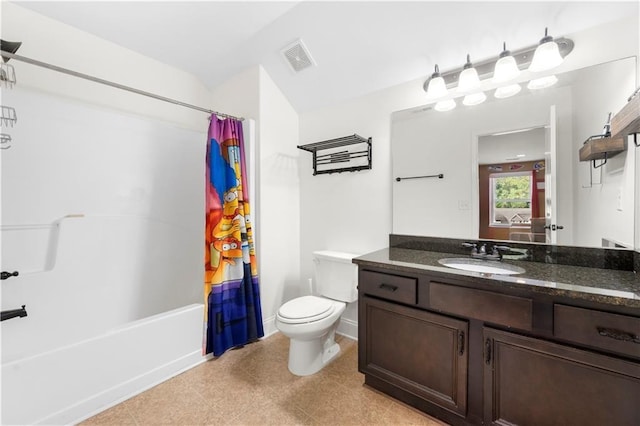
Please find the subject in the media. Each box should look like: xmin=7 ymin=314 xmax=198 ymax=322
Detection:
xmin=437 ymin=258 xmax=525 ymax=275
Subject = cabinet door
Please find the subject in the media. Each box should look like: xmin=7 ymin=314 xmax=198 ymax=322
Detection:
xmin=484 ymin=328 xmax=640 ymax=426
xmin=360 ymin=295 xmax=468 ymax=416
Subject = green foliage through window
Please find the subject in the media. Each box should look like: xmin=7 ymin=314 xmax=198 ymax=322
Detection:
xmin=494 ymin=176 xmax=531 ymax=208
xmin=490 ymin=173 xmax=533 ymax=225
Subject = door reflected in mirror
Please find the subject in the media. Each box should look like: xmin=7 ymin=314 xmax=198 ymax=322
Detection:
xmin=478 ymin=127 xmax=546 ymax=243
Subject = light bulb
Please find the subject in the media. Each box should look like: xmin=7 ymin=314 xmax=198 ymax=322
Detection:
xmin=434 ymin=99 xmax=456 ymax=112
xmin=527 ymin=75 xmax=558 ymax=90
xmin=492 ymin=43 xmax=520 ymax=83
xmin=529 ymin=28 xmax=564 ymax=72
xmin=458 ymin=54 xmax=481 ymax=92
xmin=494 ymin=84 xmax=521 ymax=99
xmin=463 ymin=92 xmax=487 ymax=106
xmin=425 ymin=64 xmax=448 ymax=100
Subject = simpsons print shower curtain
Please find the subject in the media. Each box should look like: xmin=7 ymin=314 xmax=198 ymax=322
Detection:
xmin=204 ymin=116 xmax=263 ymax=356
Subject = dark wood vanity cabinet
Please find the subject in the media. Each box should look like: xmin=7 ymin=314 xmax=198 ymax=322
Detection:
xmin=484 ymin=328 xmax=640 ymax=426
xmin=360 ymin=295 xmax=469 ymax=416
xmin=357 ymin=266 xmax=640 ymax=426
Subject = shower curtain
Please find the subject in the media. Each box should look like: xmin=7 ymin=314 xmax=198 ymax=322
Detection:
xmin=204 ymin=116 xmax=263 ymax=356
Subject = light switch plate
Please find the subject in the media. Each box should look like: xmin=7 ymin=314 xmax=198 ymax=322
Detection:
xmin=616 ymin=188 xmax=623 ymax=211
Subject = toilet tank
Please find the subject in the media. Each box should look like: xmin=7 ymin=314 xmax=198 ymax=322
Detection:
xmin=313 ymin=250 xmax=359 ymax=303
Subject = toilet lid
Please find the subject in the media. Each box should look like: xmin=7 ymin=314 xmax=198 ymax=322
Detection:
xmin=278 ymin=296 xmax=334 ymax=324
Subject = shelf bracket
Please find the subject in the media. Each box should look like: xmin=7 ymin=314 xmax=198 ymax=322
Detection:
xmin=592 ymin=152 xmax=607 ymax=169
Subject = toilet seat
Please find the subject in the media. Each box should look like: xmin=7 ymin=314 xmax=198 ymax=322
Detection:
xmin=277 ymin=296 xmax=335 ymax=324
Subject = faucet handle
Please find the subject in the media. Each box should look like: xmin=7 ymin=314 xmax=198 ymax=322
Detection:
xmin=491 ymin=245 xmax=511 ymax=258
xmin=493 ymin=245 xmax=511 ymax=252
xmin=461 ymin=242 xmax=477 ymax=254
xmin=479 ymin=244 xmax=487 ymax=254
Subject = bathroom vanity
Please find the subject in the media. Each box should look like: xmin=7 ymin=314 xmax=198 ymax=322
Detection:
xmin=354 ymin=240 xmax=640 ymax=426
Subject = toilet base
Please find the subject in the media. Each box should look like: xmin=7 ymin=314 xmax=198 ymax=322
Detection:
xmin=287 ymin=326 xmax=341 ymax=376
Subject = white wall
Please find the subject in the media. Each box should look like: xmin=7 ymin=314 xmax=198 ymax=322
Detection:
xmin=1 ymin=2 xmax=210 ymax=131
xmin=572 ymin=59 xmax=636 ymax=248
xmin=211 ymin=65 xmax=300 ymax=335
xmin=258 ymin=69 xmax=301 ymax=329
xmin=298 ymin=83 xmax=425 ymax=330
xmin=299 ymin=16 xmax=639 ymax=328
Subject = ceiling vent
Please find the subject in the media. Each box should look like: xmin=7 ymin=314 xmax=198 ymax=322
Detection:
xmin=281 ymin=39 xmax=316 ymax=73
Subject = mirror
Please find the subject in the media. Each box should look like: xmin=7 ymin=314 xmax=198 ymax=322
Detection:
xmin=392 ymin=56 xmax=637 ymax=249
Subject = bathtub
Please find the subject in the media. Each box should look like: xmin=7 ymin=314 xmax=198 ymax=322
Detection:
xmin=1 ymin=215 xmax=207 ymax=424
xmin=1 ymin=303 xmax=205 ymax=425
xmin=0 ymin=87 xmax=214 ymax=424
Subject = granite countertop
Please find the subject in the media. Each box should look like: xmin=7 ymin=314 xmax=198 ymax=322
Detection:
xmin=354 ymin=247 xmax=640 ymax=308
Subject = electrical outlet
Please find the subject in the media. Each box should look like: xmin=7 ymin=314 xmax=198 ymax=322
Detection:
xmin=458 ymin=200 xmax=470 ymax=210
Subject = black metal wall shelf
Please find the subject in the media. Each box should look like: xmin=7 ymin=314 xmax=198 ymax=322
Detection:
xmin=297 ymin=134 xmax=372 ymax=175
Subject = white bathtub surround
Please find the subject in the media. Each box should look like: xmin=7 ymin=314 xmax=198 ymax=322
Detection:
xmin=1 ymin=304 xmax=205 ymax=425
xmin=1 ymin=59 xmax=206 ymax=424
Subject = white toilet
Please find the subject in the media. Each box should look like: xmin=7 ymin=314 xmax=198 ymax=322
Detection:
xmin=276 ymin=250 xmax=358 ymax=376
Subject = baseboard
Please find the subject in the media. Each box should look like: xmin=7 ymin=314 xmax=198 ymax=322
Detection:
xmin=59 ymin=350 xmax=208 ymax=425
xmin=262 ymin=315 xmax=278 ymax=338
xmin=337 ymin=317 xmax=358 ymax=341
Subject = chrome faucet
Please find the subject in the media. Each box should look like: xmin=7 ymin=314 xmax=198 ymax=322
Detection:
xmin=462 ymin=243 xmax=510 ymax=261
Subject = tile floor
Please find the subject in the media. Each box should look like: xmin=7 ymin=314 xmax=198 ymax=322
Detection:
xmin=81 ymin=332 xmax=447 ymax=425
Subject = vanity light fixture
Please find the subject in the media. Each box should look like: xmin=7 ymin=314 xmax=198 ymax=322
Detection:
xmin=463 ymin=92 xmax=487 ymax=106
xmin=458 ymin=54 xmax=481 ymax=92
xmin=527 ymin=75 xmax=558 ymax=90
xmin=529 ymin=28 xmax=564 ymax=73
xmin=492 ymin=43 xmax=520 ymax=83
xmin=422 ymin=29 xmax=573 ymax=112
xmin=492 ymin=42 xmax=521 ymax=99
xmin=494 ymin=84 xmax=522 ymax=99
xmin=425 ymin=64 xmax=448 ymax=100
xmin=459 ymin=54 xmax=486 ymax=106
xmin=434 ymin=99 xmax=456 ymax=112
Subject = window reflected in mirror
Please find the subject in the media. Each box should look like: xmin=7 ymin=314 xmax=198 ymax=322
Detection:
xmin=478 ymin=127 xmax=546 ymax=243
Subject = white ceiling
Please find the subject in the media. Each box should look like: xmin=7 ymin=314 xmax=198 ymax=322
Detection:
xmin=479 ymin=127 xmax=546 ymax=165
xmin=14 ymin=1 xmax=639 ymax=112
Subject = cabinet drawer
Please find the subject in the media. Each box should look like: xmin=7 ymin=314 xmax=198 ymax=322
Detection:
xmin=359 ymin=270 xmax=416 ymax=305
xmin=554 ymin=304 xmax=640 ymax=359
xmin=429 ymin=282 xmax=533 ymax=331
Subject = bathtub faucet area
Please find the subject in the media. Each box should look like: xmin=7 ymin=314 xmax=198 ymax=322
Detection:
xmin=1 ymin=305 xmax=27 ymax=322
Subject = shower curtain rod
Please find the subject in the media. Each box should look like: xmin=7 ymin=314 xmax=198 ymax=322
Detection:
xmin=0 ymin=50 xmax=243 ymax=121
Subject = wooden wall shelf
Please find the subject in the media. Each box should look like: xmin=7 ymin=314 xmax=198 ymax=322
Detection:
xmin=579 ymin=89 xmax=639 ymax=165
xmin=611 ymin=92 xmax=640 ymax=138
xmin=579 ymin=135 xmax=626 ymax=162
